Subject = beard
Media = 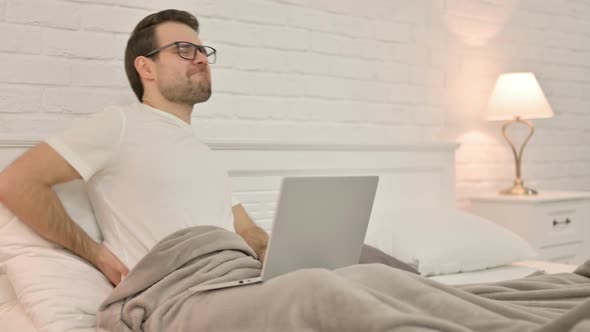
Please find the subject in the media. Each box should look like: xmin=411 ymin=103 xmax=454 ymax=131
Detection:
xmin=159 ymin=72 xmax=212 ymax=106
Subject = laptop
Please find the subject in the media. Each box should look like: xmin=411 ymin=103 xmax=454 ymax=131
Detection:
xmin=189 ymin=175 xmax=379 ymax=293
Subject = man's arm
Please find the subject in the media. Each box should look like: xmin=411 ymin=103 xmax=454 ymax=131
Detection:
xmin=0 ymin=143 xmax=128 ymax=285
xmin=233 ymin=204 xmax=269 ymax=263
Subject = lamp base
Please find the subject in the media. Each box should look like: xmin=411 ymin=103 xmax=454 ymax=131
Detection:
xmin=499 ymin=179 xmax=538 ymax=196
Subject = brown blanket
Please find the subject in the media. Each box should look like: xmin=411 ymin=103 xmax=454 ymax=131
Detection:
xmin=97 ymin=226 xmax=590 ymax=332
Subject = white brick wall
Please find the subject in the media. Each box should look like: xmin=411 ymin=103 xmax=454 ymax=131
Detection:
xmin=0 ymin=54 xmax=70 ymax=84
xmin=0 ymin=22 xmax=42 ymax=54
xmin=6 ymin=0 xmax=82 ymax=30
xmin=0 ymin=0 xmax=589 ymax=207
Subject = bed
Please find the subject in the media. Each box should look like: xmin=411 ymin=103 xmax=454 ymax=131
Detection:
xmin=0 ymin=140 xmax=586 ymax=331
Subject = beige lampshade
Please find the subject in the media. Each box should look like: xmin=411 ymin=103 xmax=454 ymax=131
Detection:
xmin=485 ymin=72 xmax=554 ymax=121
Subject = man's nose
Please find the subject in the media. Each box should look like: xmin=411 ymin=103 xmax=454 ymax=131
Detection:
xmin=193 ymin=50 xmax=208 ymax=65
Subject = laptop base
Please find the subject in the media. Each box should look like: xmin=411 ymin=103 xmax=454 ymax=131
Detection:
xmin=189 ymin=276 xmax=262 ymax=293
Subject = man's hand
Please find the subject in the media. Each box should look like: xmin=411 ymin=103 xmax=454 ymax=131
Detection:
xmin=256 ymin=246 xmax=267 ymax=265
xmin=0 ymin=143 xmax=131 ymax=284
xmin=91 ymin=245 xmax=129 ymax=286
xmin=233 ymin=204 xmax=269 ymax=265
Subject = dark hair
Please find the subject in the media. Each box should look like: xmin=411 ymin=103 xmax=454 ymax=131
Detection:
xmin=124 ymin=9 xmax=200 ymax=102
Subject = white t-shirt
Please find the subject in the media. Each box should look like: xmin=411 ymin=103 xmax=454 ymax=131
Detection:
xmin=46 ymin=102 xmax=237 ymax=269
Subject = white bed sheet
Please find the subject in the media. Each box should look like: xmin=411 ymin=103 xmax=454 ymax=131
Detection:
xmin=429 ymin=265 xmax=540 ymax=285
xmin=429 ymin=260 xmax=577 ymax=285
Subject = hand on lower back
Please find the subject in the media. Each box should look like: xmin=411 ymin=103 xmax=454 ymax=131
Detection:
xmin=93 ymin=244 xmax=129 ymax=286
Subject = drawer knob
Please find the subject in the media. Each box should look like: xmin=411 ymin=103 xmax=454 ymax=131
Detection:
xmin=553 ymin=218 xmax=571 ymax=226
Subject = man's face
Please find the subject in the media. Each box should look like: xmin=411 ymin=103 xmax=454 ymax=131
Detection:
xmin=151 ymin=21 xmax=212 ymax=105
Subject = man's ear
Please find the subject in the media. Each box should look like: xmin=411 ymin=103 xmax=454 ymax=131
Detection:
xmin=134 ymin=56 xmax=156 ymax=81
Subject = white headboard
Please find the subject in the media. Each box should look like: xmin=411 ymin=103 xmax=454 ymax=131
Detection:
xmin=212 ymin=141 xmax=458 ymax=231
xmin=0 ymin=140 xmax=459 ymax=232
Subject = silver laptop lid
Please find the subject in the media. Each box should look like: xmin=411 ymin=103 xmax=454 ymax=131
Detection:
xmin=261 ymin=176 xmax=379 ymax=281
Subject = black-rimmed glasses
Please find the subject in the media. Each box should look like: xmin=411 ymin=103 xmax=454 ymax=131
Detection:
xmin=145 ymin=41 xmax=217 ymax=64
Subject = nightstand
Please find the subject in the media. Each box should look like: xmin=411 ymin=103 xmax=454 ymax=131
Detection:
xmin=470 ymin=191 xmax=590 ymax=265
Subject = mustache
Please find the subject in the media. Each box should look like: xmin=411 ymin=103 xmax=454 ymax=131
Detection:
xmin=187 ymin=67 xmax=208 ymax=76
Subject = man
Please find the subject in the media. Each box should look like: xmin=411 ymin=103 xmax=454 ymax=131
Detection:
xmin=0 ymin=9 xmax=269 ymax=286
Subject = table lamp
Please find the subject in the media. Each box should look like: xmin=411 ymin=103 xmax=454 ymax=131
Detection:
xmin=485 ymin=72 xmax=554 ymax=195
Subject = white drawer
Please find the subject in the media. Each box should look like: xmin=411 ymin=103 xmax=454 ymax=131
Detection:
xmin=537 ymin=202 xmax=586 ymax=247
xmin=538 ymin=242 xmax=583 ymax=264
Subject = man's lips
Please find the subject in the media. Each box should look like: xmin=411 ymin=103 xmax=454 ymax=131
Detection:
xmin=188 ymin=71 xmax=209 ymax=79
xmin=188 ymin=66 xmax=208 ymax=76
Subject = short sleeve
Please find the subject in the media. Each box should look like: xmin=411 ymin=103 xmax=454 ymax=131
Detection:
xmin=45 ymin=108 xmax=125 ymax=182
xmin=231 ymin=195 xmax=241 ymax=207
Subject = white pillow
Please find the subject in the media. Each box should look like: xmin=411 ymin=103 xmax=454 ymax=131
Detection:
xmin=0 ymin=273 xmax=42 ymax=332
xmin=0 ymin=300 xmax=38 ymax=332
xmin=0 ymin=180 xmax=102 ymax=263
xmin=365 ymin=207 xmax=537 ymax=276
xmin=4 ymin=248 xmax=112 ymax=332
xmin=0 ymin=180 xmax=107 ymax=332
xmin=0 ymin=204 xmax=57 ymax=263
